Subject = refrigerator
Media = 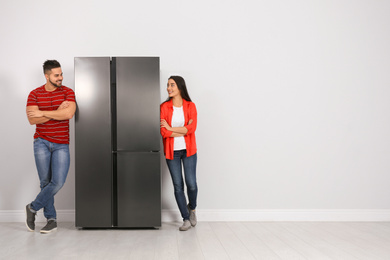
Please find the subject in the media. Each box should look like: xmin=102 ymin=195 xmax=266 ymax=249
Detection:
xmin=74 ymin=57 xmax=161 ymax=228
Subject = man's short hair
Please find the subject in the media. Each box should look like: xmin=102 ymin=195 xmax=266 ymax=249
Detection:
xmin=43 ymin=60 xmax=61 ymax=74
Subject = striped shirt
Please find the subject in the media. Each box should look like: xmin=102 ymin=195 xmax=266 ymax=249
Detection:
xmin=27 ymin=85 xmax=76 ymax=144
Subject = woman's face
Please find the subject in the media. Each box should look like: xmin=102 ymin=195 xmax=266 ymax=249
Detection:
xmin=167 ymin=79 xmax=181 ymax=98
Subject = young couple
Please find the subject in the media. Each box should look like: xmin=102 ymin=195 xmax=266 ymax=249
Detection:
xmin=25 ymin=60 xmax=198 ymax=232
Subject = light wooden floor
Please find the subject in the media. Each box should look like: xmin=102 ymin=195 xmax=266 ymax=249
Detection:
xmin=1 ymin=222 xmax=390 ymax=259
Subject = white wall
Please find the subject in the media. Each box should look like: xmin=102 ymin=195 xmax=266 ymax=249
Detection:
xmin=1 ymin=0 xmax=390 ymax=220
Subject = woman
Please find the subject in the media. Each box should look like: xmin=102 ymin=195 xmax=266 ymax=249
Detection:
xmin=160 ymin=76 xmax=198 ymax=231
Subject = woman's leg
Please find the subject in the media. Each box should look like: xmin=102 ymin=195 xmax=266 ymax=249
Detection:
xmin=166 ymin=150 xmax=190 ymax=220
xmin=182 ymin=152 xmax=198 ymax=210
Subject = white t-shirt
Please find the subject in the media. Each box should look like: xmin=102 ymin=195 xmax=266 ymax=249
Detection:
xmin=171 ymin=106 xmax=186 ymax=151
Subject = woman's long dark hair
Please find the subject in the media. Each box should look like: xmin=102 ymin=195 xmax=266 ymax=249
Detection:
xmin=166 ymin=76 xmax=192 ymax=102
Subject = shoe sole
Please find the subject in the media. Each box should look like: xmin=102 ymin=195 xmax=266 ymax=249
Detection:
xmin=25 ymin=207 xmax=34 ymax=232
xmin=179 ymin=227 xmax=191 ymax=231
xmin=40 ymin=227 xmax=57 ymax=234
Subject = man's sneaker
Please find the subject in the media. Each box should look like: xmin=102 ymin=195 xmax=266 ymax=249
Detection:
xmin=179 ymin=220 xmax=191 ymax=231
xmin=25 ymin=204 xmax=36 ymax=232
xmin=40 ymin=220 xmax=57 ymax=234
xmin=187 ymin=204 xmax=197 ymax=227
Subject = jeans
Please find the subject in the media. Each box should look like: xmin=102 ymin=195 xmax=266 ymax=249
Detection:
xmin=166 ymin=150 xmax=198 ymax=221
xmin=30 ymin=138 xmax=70 ymax=220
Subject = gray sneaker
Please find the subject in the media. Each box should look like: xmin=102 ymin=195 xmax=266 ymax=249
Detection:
xmin=40 ymin=220 xmax=57 ymax=234
xmin=179 ymin=220 xmax=191 ymax=231
xmin=25 ymin=204 xmax=36 ymax=232
xmin=187 ymin=204 xmax=197 ymax=227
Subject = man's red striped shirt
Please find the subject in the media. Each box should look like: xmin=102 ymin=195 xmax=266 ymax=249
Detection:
xmin=26 ymin=85 xmax=76 ymax=144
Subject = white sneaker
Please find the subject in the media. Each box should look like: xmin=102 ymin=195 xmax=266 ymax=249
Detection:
xmin=179 ymin=220 xmax=191 ymax=231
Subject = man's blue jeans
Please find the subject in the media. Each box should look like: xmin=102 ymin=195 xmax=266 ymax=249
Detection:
xmin=30 ymin=138 xmax=70 ymax=220
xmin=166 ymin=150 xmax=198 ymax=221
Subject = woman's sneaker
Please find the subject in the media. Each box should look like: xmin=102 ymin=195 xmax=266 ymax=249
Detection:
xmin=40 ymin=220 xmax=57 ymax=234
xmin=179 ymin=220 xmax=191 ymax=231
xmin=187 ymin=204 xmax=197 ymax=227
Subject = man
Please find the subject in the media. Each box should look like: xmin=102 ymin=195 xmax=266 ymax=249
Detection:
xmin=25 ymin=60 xmax=76 ymax=233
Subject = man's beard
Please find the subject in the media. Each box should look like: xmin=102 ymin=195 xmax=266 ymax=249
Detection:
xmin=49 ymin=79 xmax=62 ymax=87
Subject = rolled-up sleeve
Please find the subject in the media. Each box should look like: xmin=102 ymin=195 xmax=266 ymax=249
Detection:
xmin=160 ymin=104 xmax=173 ymax=138
xmin=185 ymin=102 xmax=197 ymax=135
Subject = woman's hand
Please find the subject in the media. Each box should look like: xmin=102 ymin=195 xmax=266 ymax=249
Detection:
xmin=161 ymin=119 xmax=193 ymax=137
xmin=160 ymin=119 xmax=172 ymax=131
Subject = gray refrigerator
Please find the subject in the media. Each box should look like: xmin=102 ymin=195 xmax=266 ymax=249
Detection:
xmin=74 ymin=57 xmax=161 ymax=228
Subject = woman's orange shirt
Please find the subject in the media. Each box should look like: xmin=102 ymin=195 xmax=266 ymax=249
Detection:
xmin=160 ymin=99 xmax=197 ymax=160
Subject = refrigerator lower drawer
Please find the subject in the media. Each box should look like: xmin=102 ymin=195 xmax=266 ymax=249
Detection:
xmin=116 ymin=152 xmax=161 ymax=227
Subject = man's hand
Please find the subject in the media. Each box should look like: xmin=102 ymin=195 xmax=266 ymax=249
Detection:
xmin=27 ymin=109 xmax=44 ymax=118
xmin=58 ymin=101 xmax=70 ymax=110
xmin=27 ymin=101 xmax=69 ymax=119
xmin=26 ymin=101 xmax=76 ymax=124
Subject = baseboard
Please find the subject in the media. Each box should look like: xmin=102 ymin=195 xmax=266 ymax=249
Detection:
xmin=1 ymin=210 xmax=76 ymax=223
xmin=1 ymin=209 xmax=390 ymax=222
xmin=162 ymin=209 xmax=390 ymax=222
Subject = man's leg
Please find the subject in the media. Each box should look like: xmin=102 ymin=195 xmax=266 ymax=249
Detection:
xmin=31 ymin=140 xmax=70 ymax=220
xmin=39 ymin=141 xmax=70 ymax=234
xmin=26 ymin=138 xmax=51 ymax=231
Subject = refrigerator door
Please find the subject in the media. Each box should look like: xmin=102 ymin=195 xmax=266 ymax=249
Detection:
xmin=117 ymin=152 xmax=161 ymax=227
xmin=116 ymin=57 xmax=160 ymax=152
xmin=75 ymin=57 xmax=112 ymax=227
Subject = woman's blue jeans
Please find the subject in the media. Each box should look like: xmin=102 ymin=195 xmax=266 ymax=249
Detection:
xmin=30 ymin=138 xmax=70 ymax=220
xmin=166 ymin=150 xmax=198 ymax=221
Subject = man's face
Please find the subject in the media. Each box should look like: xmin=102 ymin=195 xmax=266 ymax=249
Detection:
xmin=46 ymin=67 xmax=63 ymax=87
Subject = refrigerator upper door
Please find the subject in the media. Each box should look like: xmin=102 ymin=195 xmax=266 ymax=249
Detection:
xmin=75 ymin=57 xmax=112 ymax=228
xmin=116 ymin=57 xmax=160 ymax=152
